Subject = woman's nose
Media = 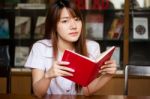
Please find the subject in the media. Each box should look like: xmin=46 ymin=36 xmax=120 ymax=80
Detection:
xmin=70 ymin=19 xmax=77 ymax=29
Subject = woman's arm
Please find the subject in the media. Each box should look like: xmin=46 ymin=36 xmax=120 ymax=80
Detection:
xmin=32 ymin=69 xmax=52 ymax=98
xmin=32 ymin=61 xmax=75 ymax=98
xmin=82 ymin=60 xmax=117 ymax=96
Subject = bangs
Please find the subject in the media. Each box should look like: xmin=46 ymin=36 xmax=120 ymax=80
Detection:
xmin=65 ymin=8 xmax=83 ymax=22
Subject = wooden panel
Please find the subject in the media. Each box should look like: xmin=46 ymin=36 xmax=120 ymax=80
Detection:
xmin=128 ymin=78 xmax=150 ymax=96
xmin=11 ymin=71 xmax=32 ymax=94
xmin=94 ymin=75 xmax=124 ymax=95
xmin=94 ymin=75 xmax=150 ymax=96
xmin=9 ymin=71 xmax=150 ymax=95
xmin=0 ymin=78 xmax=7 ymax=93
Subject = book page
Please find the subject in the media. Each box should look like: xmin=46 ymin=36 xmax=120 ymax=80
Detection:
xmin=96 ymin=46 xmax=115 ymax=62
xmin=65 ymin=49 xmax=96 ymax=63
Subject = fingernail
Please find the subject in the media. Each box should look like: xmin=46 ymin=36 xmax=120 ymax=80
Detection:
xmin=71 ymin=69 xmax=75 ymax=72
xmin=65 ymin=61 xmax=70 ymax=64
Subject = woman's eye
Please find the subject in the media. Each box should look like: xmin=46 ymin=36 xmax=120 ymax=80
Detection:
xmin=61 ymin=20 xmax=68 ymax=23
xmin=75 ymin=17 xmax=80 ymax=21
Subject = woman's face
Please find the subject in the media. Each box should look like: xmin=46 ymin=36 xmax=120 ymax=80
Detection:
xmin=57 ymin=7 xmax=82 ymax=43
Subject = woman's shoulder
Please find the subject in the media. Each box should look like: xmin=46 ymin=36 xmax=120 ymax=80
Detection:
xmin=35 ymin=39 xmax=52 ymax=47
xmin=32 ymin=39 xmax=52 ymax=48
xmin=86 ymin=40 xmax=101 ymax=59
xmin=31 ymin=39 xmax=53 ymax=52
xmin=86 ymin=39 xmax=100 ymax=54
xmin=86 ymin=39 xmax=100 ymax=48
xmin=31 ymin=39 xmax=53 ymax=57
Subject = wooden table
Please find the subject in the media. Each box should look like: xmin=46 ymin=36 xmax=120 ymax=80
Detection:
xmin=1 ymin=94 xmax=150 ymax=99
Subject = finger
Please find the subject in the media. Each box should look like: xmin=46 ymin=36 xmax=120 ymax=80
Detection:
xmin=57 ymin=61 xmax=70 ymax=65
xmin=58 ymin=66 xmax=75 ymax=72
xmin=101 ymin=64 xmax=117 ymax=69
xmin=104 ymin=60 xmax=116 ymax=64
xmin=58 ymin=69 xmax=74 ymax=76
xmin=100 ymin=67 xmax=117 ymax=74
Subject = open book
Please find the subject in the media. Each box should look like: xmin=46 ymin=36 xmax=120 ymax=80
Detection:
xmin=61 ymin=46 xmax=115 ymax=86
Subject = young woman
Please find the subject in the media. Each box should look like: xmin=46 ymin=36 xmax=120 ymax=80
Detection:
xmin=25 ymin=0 xmax=117 ymax=98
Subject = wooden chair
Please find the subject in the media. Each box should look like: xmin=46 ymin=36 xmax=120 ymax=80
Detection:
xmin=124 ymin=65 xmax=150 ymax=95
xmin=0 ymin=66 xmax=11 ymax=93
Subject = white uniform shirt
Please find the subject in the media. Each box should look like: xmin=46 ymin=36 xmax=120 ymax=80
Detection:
xmin=25 ymin=39 xmax=101 ymax=95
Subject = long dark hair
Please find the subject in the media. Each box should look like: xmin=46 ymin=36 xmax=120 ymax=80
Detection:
xmin=44 ymin=0 xmax=88 ymax=93
xmin=45 ymin=0 xmax=88 ymax=58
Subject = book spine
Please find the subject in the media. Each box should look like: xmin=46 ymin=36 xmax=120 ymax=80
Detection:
xmin=74 ymin=0 xmax=85 ymax=10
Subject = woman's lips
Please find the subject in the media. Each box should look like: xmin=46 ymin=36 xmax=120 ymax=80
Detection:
xmin=69 ymin=32 xmax=78 ymax=36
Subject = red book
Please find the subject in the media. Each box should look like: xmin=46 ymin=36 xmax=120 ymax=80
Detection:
xmin=61 ymin=46 xmax=115 ymax=86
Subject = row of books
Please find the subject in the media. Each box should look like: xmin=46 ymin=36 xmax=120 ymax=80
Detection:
xmin=0 ymin=45 xmax=121 ymax=67
xmin=0 ymin=16 xmax=149 ymax=40
xmin=87 ymin=16 xmax=149 ymax=40
xmin=0 ymin=16 xmax=46 ymax=39
xmin=6 ymin=0 xmax=124 ymax=10
xmin=0 ymin=45 xmax=29 ymax=67
xmin=75 ymin=0 xmax=125 ymax=10
xmin=131 ymin=0 xmax=150 ymax=9
xmin=75 ymin=0 xmax=150 ymax=10
xmin=4 ymin=0 xmax=150 ymax=10
xmin=86 ymin=13 xmax=124 ymax=40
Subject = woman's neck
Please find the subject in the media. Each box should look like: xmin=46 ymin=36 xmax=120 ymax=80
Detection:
xmin=57 ymin=40 xmax=74 ymax=52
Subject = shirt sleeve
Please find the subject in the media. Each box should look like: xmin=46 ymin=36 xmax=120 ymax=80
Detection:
xmin=87 ymin=40 xmax=101 ymax=60
xmin=24 ymin=43 xmax=45 ymax=70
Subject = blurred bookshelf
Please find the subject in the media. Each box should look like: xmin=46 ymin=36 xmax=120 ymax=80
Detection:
xmin=0 ymin=0 xmax=149 ymax=70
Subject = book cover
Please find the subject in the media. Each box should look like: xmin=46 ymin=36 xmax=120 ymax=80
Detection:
xmin=107 ymin=18 xmax=124 ymax=39
xmin=61 ymin=46 xmax=115 ymax=86
xmin=86 ymin=14 xmax=104 ymax=40
xmin=15 ymin=46 xmax=29 ymax=67
xmin=133 ymin=17 xmax=148 ymax=39
xmin=0 ymin=18 xmax=9 ymax=39
xmin=0 ymin=45 xmax=10 ymax=66
xmin=34 ymin=16 xmax=46 ymax=39
xmin=15 ymin=16 xmax=31 ymax=39
xmin=74 ymin=0 xmax=85 ymax=10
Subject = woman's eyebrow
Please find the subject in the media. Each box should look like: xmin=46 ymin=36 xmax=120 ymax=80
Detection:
xmin=60 ymin=16 xmax=70 ymax=19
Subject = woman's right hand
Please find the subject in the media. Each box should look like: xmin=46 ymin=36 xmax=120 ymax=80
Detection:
xmin=45 ymin=61 xmax=75 ymax=78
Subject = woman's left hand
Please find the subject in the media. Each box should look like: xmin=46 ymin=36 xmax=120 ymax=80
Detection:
xmin=99 ymin=59 xmax=117 ymax=75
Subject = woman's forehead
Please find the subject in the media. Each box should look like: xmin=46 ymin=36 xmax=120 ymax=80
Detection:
xmin=60 ymin=7 xmax=77 ymax=18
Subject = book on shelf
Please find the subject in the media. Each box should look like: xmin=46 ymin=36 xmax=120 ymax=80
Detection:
xmin=109 ymin=0 xmax=124 ymax=9
xmin=85 ymin=0 xmax=91 ymax=9
xmin=107 ymin=46 xmax=120 ymax=68
xmin=27 ymin=0 xmax=46 ymax=3
xmin=15 ymin=16 xmax=31 ymax=39
xmin=34 ymin=16 xmax=46 ymax=39
xmin=0 ymin=18 xmax=9 ymax=39
xmin=144 ymin=0 xmax=150 ymax=8
xmin=0 ymin=45 xmax=10 ymax=66
xmin=86 ymin=14 xmax=104 ymax=40
xmin=15 ymin=3 xmax=46 ymax=9
xmin=133 ymin=17 xmax=148 ymax=39
xmin=91 ymin=0 xmax=109 ymax=10
xmin=107 ymin=18 xmax=124 ymax=39
xmin=74 ymin=0 xmax=86 ymax=10
xmin=15 ymin=46 xmax=30 ymax=67
xmin=61 ymin=46 xmax=116 ymax=86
